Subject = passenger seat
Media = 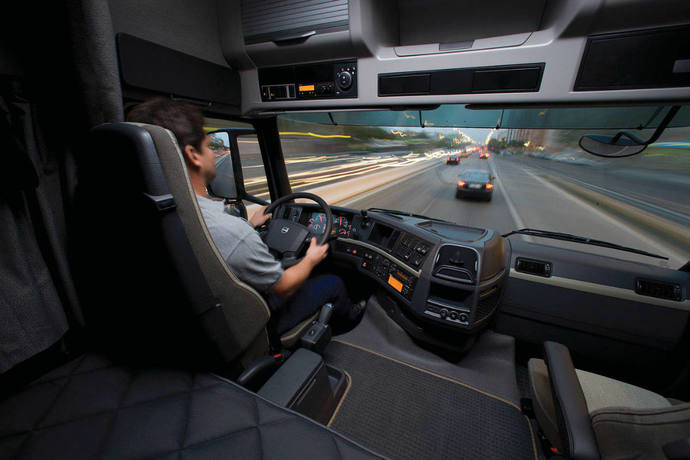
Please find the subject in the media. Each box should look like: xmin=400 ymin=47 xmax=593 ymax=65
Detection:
xmin=528 ymin=341 xmax=690 ymax=459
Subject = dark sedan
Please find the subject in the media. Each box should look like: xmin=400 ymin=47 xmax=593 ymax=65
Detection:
xmin=446 ymin=155 xmax=460 ymax=165
xmin=456 ymin=170 xmax=494 ymax=201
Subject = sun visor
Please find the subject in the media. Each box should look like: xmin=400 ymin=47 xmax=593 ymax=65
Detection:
xmin=279 ymin=104 xmax=690 ymax=129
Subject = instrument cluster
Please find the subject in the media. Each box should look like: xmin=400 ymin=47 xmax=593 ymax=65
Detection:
xmin=306 ymin=212 xmax=353 ymax=238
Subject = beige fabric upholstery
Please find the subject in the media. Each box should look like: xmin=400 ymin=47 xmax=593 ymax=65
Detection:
xmin=139 ymin=124 xmax=271 ymax=362
xmin=592 ymin=403 xmax=690 ymax=460
xmin=576 ymin=367 xmax=670 ymax=413
xmin=528 ymin=358 xmax=672 ymax=452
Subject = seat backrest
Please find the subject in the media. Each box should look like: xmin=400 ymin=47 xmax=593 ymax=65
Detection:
xmin=77 ymin=122 xmax=270 ymax=370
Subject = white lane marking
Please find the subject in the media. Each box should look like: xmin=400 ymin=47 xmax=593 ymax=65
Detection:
xmin=522 ymin=167 xmax=684 ymax=267
xmin=488 ymin=159 xmax=531 ymax=242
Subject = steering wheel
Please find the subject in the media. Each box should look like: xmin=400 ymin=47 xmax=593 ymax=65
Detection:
xmin=262 ymin=192 xmax=332 ymax=267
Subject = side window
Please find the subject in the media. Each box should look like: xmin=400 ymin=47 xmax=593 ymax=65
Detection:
xmin=236 ymin=134 xmax=270 ymax=204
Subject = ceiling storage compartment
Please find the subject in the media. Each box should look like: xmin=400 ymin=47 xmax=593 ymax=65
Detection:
xmin=240 ymin=0 xmax=355 ymax=67
xmin=394 ymin=0 xmax=547 ymax=56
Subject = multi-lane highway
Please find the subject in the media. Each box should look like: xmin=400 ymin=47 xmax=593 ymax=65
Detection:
xmin=340 ymin=155 xmax=688 ymax=268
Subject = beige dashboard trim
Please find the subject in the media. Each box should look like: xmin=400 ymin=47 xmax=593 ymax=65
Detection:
xmin=338 ymin=237 xmax=422 ymax=277
xmin=509 ymin=269 xmax=690 ymax=311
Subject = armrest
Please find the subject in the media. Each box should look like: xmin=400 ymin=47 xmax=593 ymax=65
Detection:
xmin=543 ymin=341 xmax=600 ymax=460
xmin=258 ymin=348 xmax=323 ymax=407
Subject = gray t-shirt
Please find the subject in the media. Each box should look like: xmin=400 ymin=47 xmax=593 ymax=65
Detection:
xmin=196 ymin=195 xmax=283 ymax=293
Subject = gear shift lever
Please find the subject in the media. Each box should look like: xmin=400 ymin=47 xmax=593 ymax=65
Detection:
xmin=300 ymin=303 xmax=334 ymax=353
xmin=318 ymin=302 xmax=334 ymax=324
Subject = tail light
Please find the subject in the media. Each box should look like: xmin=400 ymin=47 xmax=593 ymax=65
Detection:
xmin=447 ymin=157 xmax=450 ymax=161
xmin=458 ymin=181 xmax=466 ymax=187
xmin=486 ymin=183 xmax=494 ymax=190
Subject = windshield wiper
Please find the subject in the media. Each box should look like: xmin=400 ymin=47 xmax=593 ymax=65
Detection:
xmin=503 ymin=228 xmax=668 ymax=260
xmin=367 ymin=208 xmax=451 ymax=223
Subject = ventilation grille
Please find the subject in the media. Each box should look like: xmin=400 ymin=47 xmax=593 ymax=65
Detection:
xmin=433 ymin=246 xmax=478 ymax=284
xmin=635 ymin=278 xmax=682 ymax=301
xmin=241 ymin=0 xmax=349 ymax=45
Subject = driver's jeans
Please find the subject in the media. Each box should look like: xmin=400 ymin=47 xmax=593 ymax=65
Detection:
xmin=267 ymin=274 xmax=357 ymax=336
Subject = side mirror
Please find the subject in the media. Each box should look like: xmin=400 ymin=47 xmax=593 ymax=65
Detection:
xmin=207 ymin=131 xmax=239 ymax=199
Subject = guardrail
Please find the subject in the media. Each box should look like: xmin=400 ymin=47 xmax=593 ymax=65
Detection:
xmin=543 ymin=174 xmax=690 ymax=251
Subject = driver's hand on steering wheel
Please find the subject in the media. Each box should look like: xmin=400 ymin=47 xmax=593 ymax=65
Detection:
xmin=304 ymin=238 xmax=329 ymax=267
xmin=249 ymin=205 xmax=272 ymax=228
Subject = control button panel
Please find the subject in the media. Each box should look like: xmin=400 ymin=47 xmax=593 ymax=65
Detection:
xmin=361 ymin=251 xmax=417 ymax=300
xmin=336 ymin=240 xmax=417 ymax=300
xmin=424 ymin=302 xmax=470 ymax=326
xmin=395 ymin=233 xmax=431 ymax=269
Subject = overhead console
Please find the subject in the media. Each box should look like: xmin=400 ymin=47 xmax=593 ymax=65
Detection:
xmin=217 ymin=0 xmax=690 ymax=112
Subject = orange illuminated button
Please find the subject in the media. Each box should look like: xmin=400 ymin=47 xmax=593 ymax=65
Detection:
xmin=299 ymin=84 xmax=315 ymax=92
xmin=352 ymin=249 xmax=357 ymax=255
xmin=388 ymin=275 xmax=403 ymax=293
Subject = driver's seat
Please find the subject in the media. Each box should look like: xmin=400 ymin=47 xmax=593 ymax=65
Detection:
xmin=78 ymin=122 xmax=313 ymax=371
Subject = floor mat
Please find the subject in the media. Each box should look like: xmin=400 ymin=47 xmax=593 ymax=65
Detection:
xmin=335 ymin=297 xmax=521 ymax=404
xmin=325 ymin=341 xmax=537 ymax=460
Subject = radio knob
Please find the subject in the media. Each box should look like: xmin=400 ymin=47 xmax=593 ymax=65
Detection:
xmin=337 ymin=71 xmax=353 ymax=90
xmin=449 ymin=311 xmax=458 ymax=320
xmin=459 ymin=313 xmax=468 ymax=323
xmin=439 ymin=309 xmax=448 ymax=319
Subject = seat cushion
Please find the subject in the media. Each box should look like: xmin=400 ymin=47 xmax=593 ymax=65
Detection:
xmin=0 ymin=353 xmax=380 ymax=459
xmin=592 ymin=404 xmax=690 ymax=460
xmin=528 ymin=358 xmax=671 ymax=451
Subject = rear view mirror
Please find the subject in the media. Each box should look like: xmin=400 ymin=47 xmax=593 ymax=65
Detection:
xmin=579 ymin=105 xmax=681 ymax=158
xmin=578 ymin=133 xmax=647 ymax=158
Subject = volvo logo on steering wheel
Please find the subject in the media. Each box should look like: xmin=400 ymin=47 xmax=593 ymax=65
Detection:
xmin=281 ymin=226 xmax=290 ymax=234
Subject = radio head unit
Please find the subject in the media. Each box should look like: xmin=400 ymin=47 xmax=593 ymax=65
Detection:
xmin=259 ymin=60 xmax=357 ymax=101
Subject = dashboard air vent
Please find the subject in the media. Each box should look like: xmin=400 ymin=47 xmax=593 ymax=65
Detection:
xmin=242 ymin=0 xmax=349 ymax=45
xmin=635 ymin=278 xmax=682 ymax=301
xmin=515 ymin=257 xmax=552 ymax=277
xmin=433 ymin=245 xmax=478 ymax=283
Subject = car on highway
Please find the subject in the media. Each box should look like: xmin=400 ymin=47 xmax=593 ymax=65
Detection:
xmin=456 ymin=169 xmax=494 ymax=201
xmin=446 ymin=155 xmax=460 ymax=165
xmin=3 ymin=2 xmax=690 ymax=460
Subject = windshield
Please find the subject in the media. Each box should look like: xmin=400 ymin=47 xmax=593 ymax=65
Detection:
xmin=272 ymin=106 xmax=690 ymax=268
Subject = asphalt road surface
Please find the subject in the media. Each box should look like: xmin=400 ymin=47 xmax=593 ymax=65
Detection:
xmin=342 ymin=155 xmax=688 ymax=268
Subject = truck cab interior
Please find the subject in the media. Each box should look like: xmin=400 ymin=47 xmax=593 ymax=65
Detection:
xmin=2 ymin=1 xmax=690 ymax=459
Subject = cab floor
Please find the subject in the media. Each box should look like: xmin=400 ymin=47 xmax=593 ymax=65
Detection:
xmin=323 ymin=299 xmax=538 ymax=460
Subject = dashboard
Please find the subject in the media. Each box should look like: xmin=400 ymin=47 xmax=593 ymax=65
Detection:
xmin=277 ymin=202 xmax=690 ymax=365
xmin=280 ymin=203 xmax=509 ymax=342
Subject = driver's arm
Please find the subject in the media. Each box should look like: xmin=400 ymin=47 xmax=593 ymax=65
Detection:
xmin=272 ymin=238 xmax=328 ymax=297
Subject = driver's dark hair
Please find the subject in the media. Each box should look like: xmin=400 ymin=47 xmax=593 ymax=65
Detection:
xmin=126 ymin=97 xmax=205 ymax=150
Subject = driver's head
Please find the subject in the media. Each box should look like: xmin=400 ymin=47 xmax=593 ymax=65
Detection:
xmin=127 ymin=98 xmax=216 ymax=185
